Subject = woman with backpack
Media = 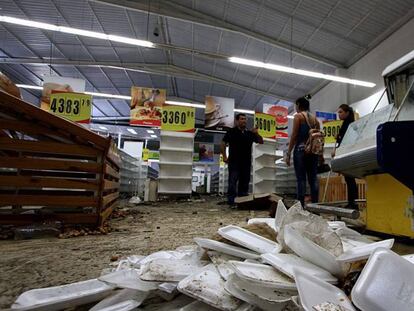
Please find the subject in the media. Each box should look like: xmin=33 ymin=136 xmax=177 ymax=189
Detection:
xmin=286 ymin=95 xmax=321 ymax=207
xmin=332 ymin=104 xmax=358 ymax=209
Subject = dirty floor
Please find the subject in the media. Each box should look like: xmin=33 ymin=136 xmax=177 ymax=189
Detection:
xmin=0 ymin=197 xmax=268 ymax=309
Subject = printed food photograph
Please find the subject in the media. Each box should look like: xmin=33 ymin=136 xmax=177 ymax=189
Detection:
xmin=205 ymin=96 xmax=234 ymax=130
xmin=130 ymin=87 xmax=166 ymax=126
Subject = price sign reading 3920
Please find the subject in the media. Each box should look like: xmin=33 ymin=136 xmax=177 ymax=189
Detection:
xmin=254 ymin=112 xmax=276 ymax=139
xmin=49 ymin=92 xmax=92 ymax=123
xmin=161 ymin=105 xmax=195 ymax=132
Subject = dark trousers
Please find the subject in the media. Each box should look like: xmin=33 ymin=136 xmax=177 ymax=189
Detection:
xmin=293 ymin=146 xmax=319 ymax=206
xmin=228 ymin=162 xmax=251 ymax=204
xmin=344 ymin=176 xmax=358 ymax=205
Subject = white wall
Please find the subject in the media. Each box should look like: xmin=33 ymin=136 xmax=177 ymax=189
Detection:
xmin=312 ymin=16 xmax=414 ymax=114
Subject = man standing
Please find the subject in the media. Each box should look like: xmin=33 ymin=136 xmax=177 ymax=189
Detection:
xmin=221 ymin=113 xmax=263 ymax=206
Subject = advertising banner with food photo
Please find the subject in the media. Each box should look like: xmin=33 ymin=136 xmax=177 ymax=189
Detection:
xmin=41 ymin=76 xmax=86 ymax=112
xmin=205 ymin=96 xmax=234 ymax=130
xmin=130 ymin=87 xmax=165 ymax=127
xmin=161 ymin=105 xmax=195 ymax=132
xmin=263 ymin=104 xmax=289 ymax=138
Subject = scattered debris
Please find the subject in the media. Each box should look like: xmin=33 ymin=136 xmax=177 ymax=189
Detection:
xmin=9 ymin=199 xmax=412 ymax=311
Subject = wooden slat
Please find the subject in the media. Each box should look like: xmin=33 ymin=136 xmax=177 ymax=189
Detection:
xmin=106 ymin=148 xmax=121 ymax=168
xmin=0 ymin=119 xmax=61 ymax=137
xmin=0 ymin=176 xmax=99 ymax=190
xmin=104 ymin=163 xmax=120 ymax=179
xmin=0 ymin=138 xmax=99 ymax=157
xmin=0 ymin=194 xmax=98 ymax=207
xmin=0 ymin=90 xmax=110 ymax=149
xmin=0 ymin=156 xmax=100 ymax=173
xmin=102 ymin=192 xmax=119 ymax=207
xmin=100 ymin=200 xmax=118 ymax=224
xmin=103 ymin=179 xmax=120 ymax=190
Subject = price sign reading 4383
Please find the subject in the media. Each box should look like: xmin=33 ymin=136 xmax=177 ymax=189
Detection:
xmin=161 ymin=105 xmax=195 ymax=132
xmin=49 ymin=92 xmax=92 ymax=124
xmin=254 ymin=112 xmax=276 ymax=139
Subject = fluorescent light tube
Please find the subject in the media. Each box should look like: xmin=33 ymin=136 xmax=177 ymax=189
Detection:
xmin=0 ymin=15 xmax=154 ymax=48
xmin=147 ymin=130 xmax=155 ymax=134
xmin=229 ymin=57 xmax=376 ymax=88
xmin=150 ymin=134 xmax=157 ymax=138
xmin=165 ymin=100 xmax=205 ymax=109
xmin=127 ymin=128 xmax=137 ymax=135
xmin=99 ymin=126 xmax=108 ymax=130
xmin=84 ymin=91 xmax=131 ymax=100
xmin=234 ymin=109 xmax=255 ymax=114
xmin=16 ymin=84 xmax=43 ymax=90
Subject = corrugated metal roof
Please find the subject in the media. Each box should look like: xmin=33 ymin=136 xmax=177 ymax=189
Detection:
xmin=0 ymin=0 xmax=413 ymax=118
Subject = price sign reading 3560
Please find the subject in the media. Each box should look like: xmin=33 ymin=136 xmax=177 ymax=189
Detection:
xmin=254 ymin=112 xmax=276 ymax=139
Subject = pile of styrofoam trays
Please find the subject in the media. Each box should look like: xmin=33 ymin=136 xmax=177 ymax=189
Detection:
xmin=11 ymin=200 xmax=414 ymax=311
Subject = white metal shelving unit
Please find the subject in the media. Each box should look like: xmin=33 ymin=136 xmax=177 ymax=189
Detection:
xmin=252 ymin=138 xmax=280 ymax=194
xmin=218 ymin=165 xmax=228 ymax=195
xmin=158 ymin=131 xmax=194 ymax=195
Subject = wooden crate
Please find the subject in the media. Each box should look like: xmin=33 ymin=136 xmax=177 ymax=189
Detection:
xmin=0 ymin=91 xmax=120 ymax=226
xmin=319 ymin=175 xmax=366 ymax=203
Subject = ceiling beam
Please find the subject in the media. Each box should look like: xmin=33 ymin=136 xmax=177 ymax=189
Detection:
xmin=2 ymin=58 xmax=294 ymax=101
xmin=90 ymin=0 xmax=343 ymax=68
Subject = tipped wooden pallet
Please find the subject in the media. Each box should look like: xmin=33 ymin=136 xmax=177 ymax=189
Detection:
xmin=0 ymin=90 xmax=120 ymax=227
xmin=319 ymin=175 xmax=366 ymax=203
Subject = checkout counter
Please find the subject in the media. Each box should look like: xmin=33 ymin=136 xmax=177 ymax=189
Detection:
xmin=331 ymin=50 xmax=414 ymax=237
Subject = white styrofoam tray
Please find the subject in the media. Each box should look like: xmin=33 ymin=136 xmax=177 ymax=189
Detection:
xmin=194 ymin=238 xmax=260 ymax=259
xmin=261 ymin=253 xmax=337 ymax=284
xmin=247 ymin=218 xmax=276 ymax=231
xmin=352 ymin=248 xmax=414 ymax=311
xmin=98 ymin=269 xmax=160 ymax=291
xmin=179 ymin=300 xmax=221 ymax=311
xmin=284 ymin=225 xmax=345 ymax=277
xmin=294 ymin=269 xmax=355 ymax=311
xmin=11 ymin=279 xmax=114 ymax=311
xmin=140 ymin=258 xmax=204 ymax=282
xmin=224 ymin=274 xmax=291 ymax=311
xmin=402 ymin=253 xmax=414 ymax=264
xmin=228 ymin=261 xmax=296 ymax=290
xmin=207 ymin=251 xmax=239 ymax=281
xmin=336 ymin=239 xmax=394 ymax=262
xmin=90 ymin=289 xmax=148 ymax=311
xmin=177 ymin=264 xmax=242 ymax=311
xmin=218 ymin=225 xmax=282 ymax=254
xmin=274 ymin=200 xmax=288 ymax=232
xmin=231 ymin=271 xmax=295 ymax=302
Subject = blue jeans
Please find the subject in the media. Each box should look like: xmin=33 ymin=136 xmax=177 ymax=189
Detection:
xmin=293 ymin=145 xmax=319 ymax=206
xmin=227 ymin=162 xmax=251 ymax=204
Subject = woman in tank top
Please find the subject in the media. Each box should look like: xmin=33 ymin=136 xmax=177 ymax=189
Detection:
xmin=286 ymin=95 xmax=320 ymax=207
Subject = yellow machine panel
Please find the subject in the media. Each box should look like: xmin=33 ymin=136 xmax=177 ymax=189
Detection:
xmin=366 ymin=173 xmax=414 ymax=238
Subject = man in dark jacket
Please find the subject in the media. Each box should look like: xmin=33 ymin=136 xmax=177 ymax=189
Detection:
xmin=221 ymin=113 xmax=263 ymax=206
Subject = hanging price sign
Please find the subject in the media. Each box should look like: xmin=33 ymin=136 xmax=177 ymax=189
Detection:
xmin=161 ymin=105 xmax=195 ymax=132
xmin=254 ymin=112 xmax=276 ymax=139
xmin=49 ymin=92 xmax=92 ymax=123
xmin=323 ymin=120 xmax=343 ymax=144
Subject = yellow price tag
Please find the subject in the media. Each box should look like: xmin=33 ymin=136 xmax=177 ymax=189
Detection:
xmin=161 ymin=105 xmax=195 ymax=132
xmin=49 ymin=92 xmax=92 ymax=123
xmin=323 ymin=120 xmax=343 ymax=144
xmin=142 ymin=148 xmax=149 ymax=161
xmin=254 ymin=112 xmax=276 ymax=139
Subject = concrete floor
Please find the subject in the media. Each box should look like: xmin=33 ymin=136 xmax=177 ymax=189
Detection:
xmin=1 ymin=196 xmax=414 ymax=309
xmin=0 ymin=197 xmax=268 ymax=309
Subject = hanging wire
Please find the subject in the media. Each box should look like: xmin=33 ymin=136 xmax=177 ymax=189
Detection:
xmin=146 ymin=0 xmax=151 ymax=41
xmin=290 ymin=16 xmax=293 ymax=67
